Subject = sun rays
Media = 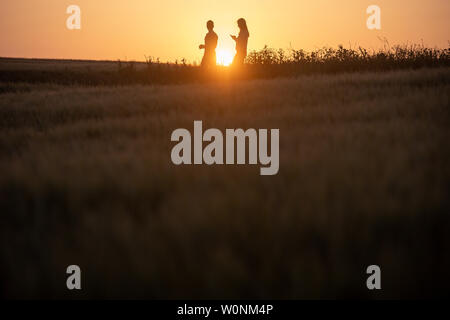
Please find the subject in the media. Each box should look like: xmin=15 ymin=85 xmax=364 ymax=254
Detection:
xmin=216 ymin=49 xmax=234 ymax=66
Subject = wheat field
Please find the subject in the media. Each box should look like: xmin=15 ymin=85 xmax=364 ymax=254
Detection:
xmin=0 ymin=66 xmax=449 ymax=298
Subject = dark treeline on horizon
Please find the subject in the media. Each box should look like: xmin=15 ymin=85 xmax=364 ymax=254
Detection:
xmin=1 ymin=43 xmax=449 ymax=87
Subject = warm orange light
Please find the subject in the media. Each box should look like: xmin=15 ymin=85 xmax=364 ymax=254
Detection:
xmin=216 ymin=49 xmax=234 ymax=66
xmin=1 ymin=1 xmax=449 ymax=62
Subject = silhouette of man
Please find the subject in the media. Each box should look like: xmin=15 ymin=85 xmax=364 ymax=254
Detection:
xmin=199 ymin=20 xmax=218 ymax=68
xmin=231 ymin=18 xmax=249 ymax=67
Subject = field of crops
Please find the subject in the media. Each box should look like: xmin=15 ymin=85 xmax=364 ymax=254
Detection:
xmin=0 ymin=55 xmax=449 ymax=298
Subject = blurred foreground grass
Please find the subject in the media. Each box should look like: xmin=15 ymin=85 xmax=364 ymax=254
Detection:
xmin=0 ymin=67 xmax=449 ymax=298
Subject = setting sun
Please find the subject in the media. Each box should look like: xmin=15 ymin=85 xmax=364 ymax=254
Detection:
xmin=1 ymin=1 xmax=449 ymax=62
xmin=216 ymin=49 xmax=234 ymax=66
xmin=0 ymin=0 xmax=449 ymax=302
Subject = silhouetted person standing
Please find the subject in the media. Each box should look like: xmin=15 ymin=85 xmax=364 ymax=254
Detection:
xmin=199 ymin=20 xmax=218 ymax=68
xmin=231 ymin=18 xmax=249 ymax=67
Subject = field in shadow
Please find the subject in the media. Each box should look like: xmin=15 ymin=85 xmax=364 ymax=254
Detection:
xmin=0 ymin=65 xmax=449 ymax=298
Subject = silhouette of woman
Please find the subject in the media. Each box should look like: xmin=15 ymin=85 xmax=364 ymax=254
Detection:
xmin=199 ymin=20 xmax=218 ymax=68
xmin=230 ymin=18 xmax=249 ymax=67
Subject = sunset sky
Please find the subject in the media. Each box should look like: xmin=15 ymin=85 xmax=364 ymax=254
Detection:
xmin=1 ymin=0 xmax=449 ymax=64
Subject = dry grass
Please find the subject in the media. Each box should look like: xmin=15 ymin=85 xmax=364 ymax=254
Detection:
xmin=0 ymin=67 xmax=449 ymax=299
xmin=1 ymin=43 xmax=448 ymax=87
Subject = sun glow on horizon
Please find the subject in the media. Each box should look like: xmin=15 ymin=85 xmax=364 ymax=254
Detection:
xmin=216 ymin=49 xmax=234 ymax=66
xmin=0 ymin=1 xmax=449 ymax=62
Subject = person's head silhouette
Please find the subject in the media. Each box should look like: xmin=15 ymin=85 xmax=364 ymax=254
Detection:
xmin=207 ymin=20 xmax=214 ymax=32
xmin=237 ymin=18 xmax=248 ymax=33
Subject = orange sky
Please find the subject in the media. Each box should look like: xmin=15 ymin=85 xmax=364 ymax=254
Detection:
xmin=1 ymin=0 xmax=449 ymax=63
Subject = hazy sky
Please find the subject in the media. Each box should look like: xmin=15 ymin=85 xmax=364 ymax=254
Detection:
xmin=1 ymin=0 xmax=449 ymax=63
